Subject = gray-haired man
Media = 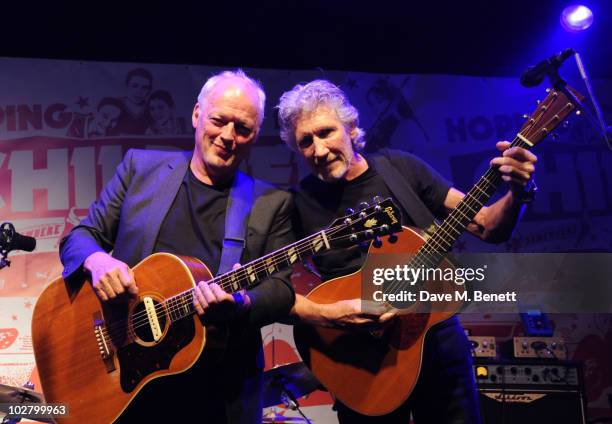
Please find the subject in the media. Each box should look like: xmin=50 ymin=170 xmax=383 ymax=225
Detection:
xmin=60 ymin=70 xmax=295 ymax=423
xmin=278 ymin=79 xmax=537 ymax=423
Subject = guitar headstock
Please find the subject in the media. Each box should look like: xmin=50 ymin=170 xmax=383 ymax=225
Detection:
xmin=325 ymin=197 xmax=403 ymax=249
xmin=518 ymin=85 xmax=584 ymax=148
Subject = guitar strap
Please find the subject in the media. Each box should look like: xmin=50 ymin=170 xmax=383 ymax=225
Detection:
xmin=218 ymin=171 xmax=254 ymax=275
xmin=368 ymin=152 xmax=436 ymax=229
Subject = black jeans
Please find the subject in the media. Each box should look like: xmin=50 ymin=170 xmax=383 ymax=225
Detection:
xmin=336 ymin=316 xmax=481 ymax=424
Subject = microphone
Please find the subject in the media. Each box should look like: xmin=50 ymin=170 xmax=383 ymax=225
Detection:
xmin=520 ymin=48 xmax=575 ymax=87
xmin=0 ymin=222 xmax=36 ymax=253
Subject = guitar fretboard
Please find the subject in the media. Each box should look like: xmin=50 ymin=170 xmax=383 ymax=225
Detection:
xmin=163 ymin=230 xmax=332 ymax=322
xmin=411 ymin=137 xmax=531 ymax=270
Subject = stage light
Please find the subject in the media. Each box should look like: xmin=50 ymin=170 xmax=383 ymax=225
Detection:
xmin=560 ymin=5 xmax=594 ymax=32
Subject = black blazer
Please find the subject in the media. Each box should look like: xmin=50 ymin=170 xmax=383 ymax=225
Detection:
xmin=59 ymin=148 xmax=295 ymax=333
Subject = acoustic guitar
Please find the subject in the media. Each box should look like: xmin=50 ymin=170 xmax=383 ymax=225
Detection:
xmin=294 ymin=86 xmax=583 ymax=415
xmin=31 ymin=198 xmax=402 ymax=423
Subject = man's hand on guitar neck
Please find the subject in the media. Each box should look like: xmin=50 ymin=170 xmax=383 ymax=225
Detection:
xmin=444 ymin=140 xmax=538 ymax=243
xmin=490 ymin=141 xmax=537 ymax=189
xmin=193 ymin=263 xmax=252 ymax=322
xmin=291 ymin=295 xmax=397 ymax=331
xmin=83 ymin=251 xmax=138 ymax=301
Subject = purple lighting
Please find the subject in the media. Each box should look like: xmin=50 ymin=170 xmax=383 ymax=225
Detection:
xmin=561 ymin=5 xmax=594 ymax=32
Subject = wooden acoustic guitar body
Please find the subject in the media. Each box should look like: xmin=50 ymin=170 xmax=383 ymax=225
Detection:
xmin=294 ymin=227 xmax=462 ymax=416
xmin=31 ymin=253 xmax=214 ymax=424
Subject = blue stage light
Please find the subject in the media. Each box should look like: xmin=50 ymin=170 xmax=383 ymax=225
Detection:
xmin=560 ymin=5 xmax=594 ymax=32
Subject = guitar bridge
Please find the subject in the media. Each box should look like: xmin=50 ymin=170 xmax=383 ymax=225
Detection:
xmin=93 ymin=311 xmax=116 ymax=373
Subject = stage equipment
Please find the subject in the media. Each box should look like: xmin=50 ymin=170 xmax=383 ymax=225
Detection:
xmin=513 ymin=337 xmax=567 ymax=359
xmin=561 ymin=5 xmax=593 ymax=32
xmin=468 ymin=336 xmax=497 ymax=358
xmin=475 ymin=359 xmax=586 ymax=423
xmin=0 ymin=222 xmax=36 ymax=269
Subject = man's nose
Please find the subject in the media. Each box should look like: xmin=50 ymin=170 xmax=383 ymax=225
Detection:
xmin=313 ymin=140 xmax=329 ymax=158
xmin=220 ymin=123 xmax=236 ymax=143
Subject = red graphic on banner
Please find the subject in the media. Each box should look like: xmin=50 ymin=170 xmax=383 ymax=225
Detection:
xmin=0 ymin=328 xmax=19 ymax=349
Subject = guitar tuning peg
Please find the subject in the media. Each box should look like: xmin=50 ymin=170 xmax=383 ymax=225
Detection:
xmin=546 ymin=88 xmax=551 ymax=93
xmin=345 ymin=207 xmax=355 ymax=215
xmin=576 ymin=110 xmax=582 ymax=116
xmin=536 ymin=100 xmax=541 ymax=105
xmin=551 ymin=133 xmax=558 ymax=140
xmin=388 ymin=233 xmax=398 ymax=244
xmin=349 ymin=234 xmax=359 ymax=243
xmin=358 ymin=201 xmax=370 ymax=211
xmin=563 ymin=120 xmax=570 ymax=128
xmin=522 ymin=114 xmax=529 ymax=119
xmin=373 ymin=236 xmax=383 ymax=248
xmin=373 ymin=198 xmax=384 ymax=211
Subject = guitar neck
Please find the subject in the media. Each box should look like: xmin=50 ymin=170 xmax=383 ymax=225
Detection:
xmin=164 ymin=230 xmax=332 ymax=322
xmin=419 ymin=136 xmax=532 ymax=262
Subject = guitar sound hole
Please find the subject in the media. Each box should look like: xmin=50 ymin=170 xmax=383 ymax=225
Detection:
xmin=131 ymin=300 xmax=167 ymax=343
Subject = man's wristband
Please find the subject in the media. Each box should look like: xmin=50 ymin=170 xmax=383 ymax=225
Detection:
xmin=232 ymin=291 xmax=245 ymax=308
xmin=232 ymin=291 xmax=251 ymax=313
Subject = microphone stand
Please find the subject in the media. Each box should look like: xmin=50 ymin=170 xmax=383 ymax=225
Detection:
xmin=545 ymin=53 xmax=612 ymax=151
xmin=280 ymin=387 xmax=312 ymax=424
xmin=0 ymin=223 xmax=13 ymax=269
xmin=574 ymin=52 xmax=612 ymax=151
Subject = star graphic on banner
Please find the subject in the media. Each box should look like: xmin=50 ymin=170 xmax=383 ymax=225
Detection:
xmin=346 ymin=79 xmax=358 ymax=89
xmin=24 ymin=301 xmax=32 ymax=309
xmin=76 ymin=96 xmax=90 ymax=109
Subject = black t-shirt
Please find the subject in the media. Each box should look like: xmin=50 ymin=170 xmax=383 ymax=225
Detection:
xmin=292 ymin=150 xmax=451 ymax=280
xmin=127 ymin=169 xmax=236 ymax=422
xmin=153 ymin=167 xmax=230 ymax=276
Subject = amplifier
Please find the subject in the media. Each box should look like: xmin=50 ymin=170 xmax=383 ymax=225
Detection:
xmin=513 ymin=336 xmax=567 ymax=359
xmin=468 ymin=336 xmax=497 ymax=358
xmin=474 ymin=359 xmax=586 ymax=424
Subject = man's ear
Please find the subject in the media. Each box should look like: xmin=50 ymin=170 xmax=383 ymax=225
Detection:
xmin=192 ymin=103 xmax=200 ymax=129
xmin=349 ymin=125 xmax=359 ymax=142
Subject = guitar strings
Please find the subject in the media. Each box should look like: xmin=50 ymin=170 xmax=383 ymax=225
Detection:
xmin=101 ymin=225 xmax=379 ymax=342
xmin=382 ymin=145 xmax=514 ymax=297
xmin=115 ymin=217 xmax=385 ymax=338
xmin=99 ymin=223 xmax=350 ymax=341
xmin=100 ymin=207 xmax=392 ymax=341
xmin=384 ymin=143 xmax=528 ymax=289
xmin=383 ymin=93 xmax=568 ymax=297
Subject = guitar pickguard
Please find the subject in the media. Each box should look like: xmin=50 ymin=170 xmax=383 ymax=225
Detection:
xmin=117 ymin=317 xmax=195 ymax=392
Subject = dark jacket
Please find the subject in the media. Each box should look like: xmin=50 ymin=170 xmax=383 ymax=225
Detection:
xmin=60 ymin=148 xmax=295 ymax=331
